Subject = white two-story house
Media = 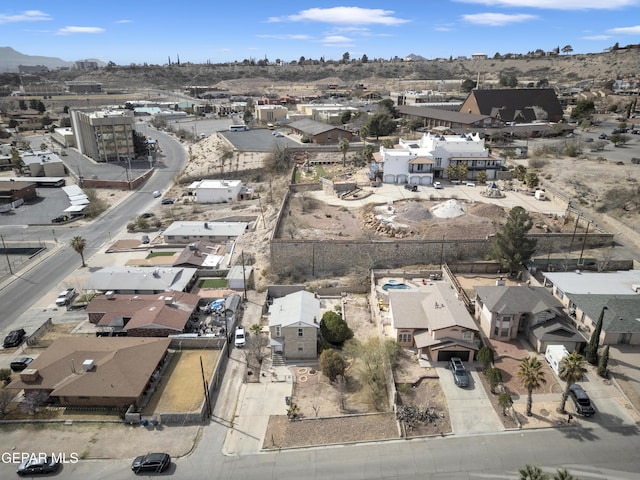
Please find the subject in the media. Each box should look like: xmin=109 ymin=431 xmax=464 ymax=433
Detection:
xmin=378 ymin=132 xmax=504 ymax=186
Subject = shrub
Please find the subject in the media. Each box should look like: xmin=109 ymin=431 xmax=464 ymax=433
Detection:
xmin=320 ymin=349 xmax=346 ymax=381
xmin=320 ymin=311 xmax=353 ymax=346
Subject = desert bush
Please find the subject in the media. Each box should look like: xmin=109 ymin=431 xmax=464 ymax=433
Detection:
xmin=528 ymin=157 xmax=548 ymax=169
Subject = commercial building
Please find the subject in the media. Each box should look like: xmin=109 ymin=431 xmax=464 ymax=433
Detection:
xmin=70 ymin=109 xmax=135 ymax=163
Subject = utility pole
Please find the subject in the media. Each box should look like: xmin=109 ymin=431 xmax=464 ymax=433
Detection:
xmin=1 ymin=235 xmax=12 ymax=275
xmin=578 ymin=220 xmax=591 ymax=267
xmin=241 ymin=250 xmax=247 ymax=301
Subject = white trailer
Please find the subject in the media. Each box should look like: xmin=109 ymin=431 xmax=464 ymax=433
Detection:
xmin=545 ymin=344 xmax=569 ymax=375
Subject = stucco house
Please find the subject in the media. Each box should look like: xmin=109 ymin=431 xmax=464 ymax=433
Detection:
xmin=542 ymin=270 xmax=640 ymax=345
xmin=7 ymin=337 xmax=171 ymax=408
xmin=162 ymin=221 xmax=249 ymax=244
xmin=474 ymin=285 xmax=584 ymax=353
xmin=268 ymin=290 xmax=320 ymax=360
xmin=377 ymin=131 xmax=504 ymax=186
xmin=288 ymin=119 xmax=353 ymax=144
xmin=388 ymin=283 xmax=480 ymax=362
xmin=85 ymin=266 xmax=198 ymax=294
xmin=186 ymin=179 xmax=253 ymax=204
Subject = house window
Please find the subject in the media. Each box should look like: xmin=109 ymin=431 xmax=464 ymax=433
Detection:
xmin=275 ymin=326 xmax=281 ymax=337
xmin=462 ymin=331 xmax=473 ymax=341
xmin=297 ymin=343 xmax=304 ymax=352
xmin=298 ymin=328 xmax=303 ymax=337
xmin=398 ymin=331 xmax=412 ymax=343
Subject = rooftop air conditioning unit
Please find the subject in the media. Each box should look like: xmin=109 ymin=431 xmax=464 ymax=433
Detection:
xmin=105 ymin=291 xmax=115 ymax=299
xmin=82 ymin=359 xmax=95 ymax=371
xmin=165 ymin=296 xmax=174 ymax=305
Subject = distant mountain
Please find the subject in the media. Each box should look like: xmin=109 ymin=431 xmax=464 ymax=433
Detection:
xmin=0 ymin=47 xmax=105 ymax=73
xmin=404 ymin=53 xmax=427 ymax=61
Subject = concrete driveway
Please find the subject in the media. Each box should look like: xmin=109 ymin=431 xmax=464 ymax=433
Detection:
xmin=435 ymin=362 xmax=504 ymax=434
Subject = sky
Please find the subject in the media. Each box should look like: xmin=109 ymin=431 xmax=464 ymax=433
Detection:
xmin=2 ymin=1 xmax=640 ymax=65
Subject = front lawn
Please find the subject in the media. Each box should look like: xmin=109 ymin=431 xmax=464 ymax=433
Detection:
xmin=199 ymin=278 xmax=228 ymax=288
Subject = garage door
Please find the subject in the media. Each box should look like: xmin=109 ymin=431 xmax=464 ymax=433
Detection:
xmin=437 ymin=350 xmax=470 ymax=362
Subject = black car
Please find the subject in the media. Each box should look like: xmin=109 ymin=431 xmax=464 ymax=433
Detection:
xmin=10 ymin=356 xmax=33 ymax=372
xmin=17 ymin=456 xmax=59 ymax=476
xmin=598 ymin=133 xmax=608 ymax=139
xmin=140 ymin=212 xmax=155 ymax=218
xmin=404 ymin=183 xmax=418 ymax=192
xmin=569 ymin=384 xmax=596 ymax=416
xmin=3 ymin=328 xmax=26 ymax=348
xmin=161 ymin=198 xmax=175 ymax=205
xmin=51 ymin=215 xmax=69 ymax=223
xmin=131 ymin=453 xmax=171 ymax=473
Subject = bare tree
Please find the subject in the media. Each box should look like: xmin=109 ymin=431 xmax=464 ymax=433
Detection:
xmin=332 ymin=375 xmax=348 ymax=412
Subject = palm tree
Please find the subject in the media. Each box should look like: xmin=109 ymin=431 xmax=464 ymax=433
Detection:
xmin=552 ymin=468 xmax=579 ymax=480
xmin=558 ymin=352 xmax=587 ymax=413
xmin=339 ymin=138 xmax=350 ymax=167
xmin=70 ymin=236 xmax=87 ymax=267
xmin=518 ymin=356 xmax=547 ymax=417
xmin=518 ymin=464 xmax=548 ymax=480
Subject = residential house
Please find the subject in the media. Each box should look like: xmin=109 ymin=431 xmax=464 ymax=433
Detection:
xmin=288 ymin=119 xmax=353 ymax=144
xmin=459 ymin=88 xmax=564 ymax=124
xmin=7 ymin=337 xmax=171 ymax=408
xmin=268 ymin=290 xmax=320 ymax=360
xmin=85 ymin=266 xmax=198 ymax=294
xmin=172 ymin=240 xmax=230 ymax=269
xmin=388 ymin=283 xmax=480 ymax=362
xmin=162 ymin=221 xmax=249 ymax=244
xmin=474 ymin=285 xmax=584 ymax=353
xmin=377 ymin=131 xmax=504 ymax=185
xmin=186 ymin=179 xmax=253 ymax=204
xmin=542 ymin=270 xmax=640 ymax=345
xmin=86 ymin=290 xmax=200 ymax=337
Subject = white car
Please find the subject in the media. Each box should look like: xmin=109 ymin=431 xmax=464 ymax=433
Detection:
xmin=55 ymin=288 xmax=76 ymax=306
xmin=465 ymin=182 xmax=476 ymax=187
xmin=234 ymin=326 xmax=246 ymax=348
xmin=152 ymin=190 xmax=161 ymax=198
xmin=433 ymin=181 xmax=442 ymax=189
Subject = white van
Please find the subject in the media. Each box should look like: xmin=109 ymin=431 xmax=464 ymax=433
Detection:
xmin=545 ymin=345 xmax=569 ymax=375
xmin=234 ymin=326 xmax=246 ymax=348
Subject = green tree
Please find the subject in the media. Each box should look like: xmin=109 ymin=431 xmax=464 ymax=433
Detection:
xmin=362 ymin=144 xmax=374 ymax=163
xmin=339 ymin=138 xmax=350 ymax=167
xmin=489 ymin=206 xmax=538 ymax=275
xmin=524 ymin=171 xmax=539 ymax=188
xmin=485 ymin=367 xmax=503 ymax=394
xmin=609 ymin=133 xmax=629 ymax=146
xmin=363 ymin=113 xmax=396 ymax=139
xmin=320 ymin=311 xmax=353 ymax=346
xmin=342 ymin=51 xmax=350 ymax=63
xmin=498 ymin=392 xmax=513 ymax=416
xmin=514 ymin=165 xmax=527 ymax=182
xmin=597 ymin=345 xmax=610 ymax=378
xmin=377 ymin=98 xmax=397 ymax=117
xmin=570 ymin=100 xmax=595 ymax=121
xmin=558 ymin=352 xmax=588 ymax=413
xmin=461 ymin=78 xmax=477 ymax=93
xmin=340 ymin=111 xmax=352 ymax=124
xmin=320 ymin=349 xmax=347 ymax=381
xmin=456 ymin=163 xmax=468 ymax=182
xmin=476 ymin=170 xmax=488 ymax=185
xmin=477 ymin=346 xmax=495 ymax=370
xmin=519 ymin=465 xmax=548 ymax=480
xmin=517 ymin=356 xmax=547 ymax=417
xmin=10 ymin=147 xmax=23 ymax=171
xmin=70 ymin=236 xmax=87 ymax=267
xmin=561 ymin=45 xmax=573 ymax=55
xmin=37 ymin=101 xmax=46 ymax=113
xmin=586 ymin=306 xmax=607 ymax=365
xmin=445 ymin=164 xmax=457 ymax=180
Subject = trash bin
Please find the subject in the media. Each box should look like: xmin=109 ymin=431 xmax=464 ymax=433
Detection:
xmin=285 ymin=396 xmax=291 ymax=406
xmin=141 ymin=418 xmax=149 ymax=427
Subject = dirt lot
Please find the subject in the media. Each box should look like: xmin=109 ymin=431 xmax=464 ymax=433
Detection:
xmin=142 ymin=349 xmax=220 ymax=415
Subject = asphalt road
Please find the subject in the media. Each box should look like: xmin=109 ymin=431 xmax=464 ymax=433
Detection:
xmin=0 ymin=124 xmax=187 ymax=330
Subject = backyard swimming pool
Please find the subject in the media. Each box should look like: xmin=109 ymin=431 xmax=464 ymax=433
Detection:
xmin=382 ymin=282 xmax=411 ymax=291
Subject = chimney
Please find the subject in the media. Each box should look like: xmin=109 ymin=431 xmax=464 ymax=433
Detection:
xmin=20 ymin=369 xmax=40 ymax=382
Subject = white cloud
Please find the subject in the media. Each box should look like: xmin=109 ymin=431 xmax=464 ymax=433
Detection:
xmin=608 ymin=25 xmax=640 ymax=34
xmin=455 ymin=0 xmax=638 ymax=9
xmin=322 ymin=35 xmax=354 ymax=43
xmin=56 ymin=26 xmax=105 ymax=35
xmin=257 ymin=34 xmax=311 ymax=40
xmin=0 ymin=10 xmax=51 ymax=24
xmin=463 ymin=13 xmax=537 ymax=26
xmin=115 ymin=19 xmax=132 ymax=24
xmin=269 ymin=7 xmax=409 ymax=26
xmin=583 ymin=35 xmax=612 ymax=40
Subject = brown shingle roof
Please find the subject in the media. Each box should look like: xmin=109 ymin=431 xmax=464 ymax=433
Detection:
xmin=9 ymin=337 xmax=170 ymax=399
